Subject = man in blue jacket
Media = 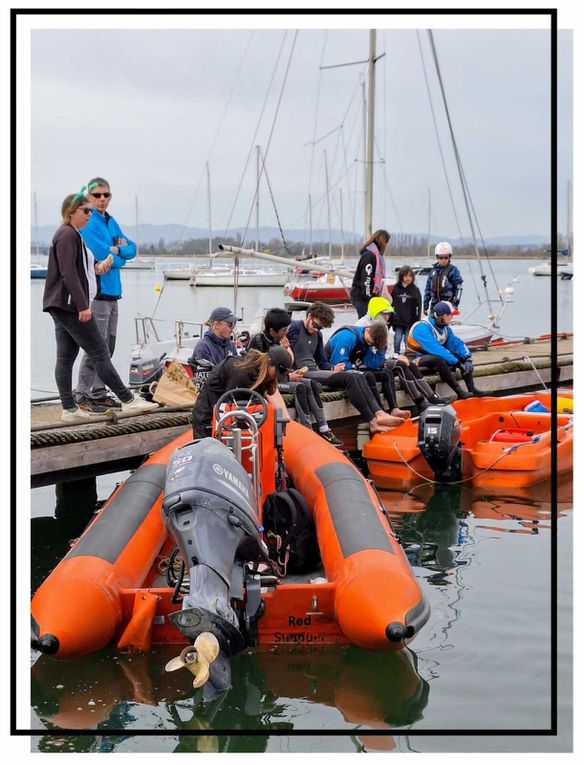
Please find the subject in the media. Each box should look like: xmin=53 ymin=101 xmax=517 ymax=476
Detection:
xmin=423 ymin=241 xmax=464 ymax=314
xmin=406 ymin=301 xmax=486 ymax=399
xmin=74 ymin=177 xmax=136 ymax=411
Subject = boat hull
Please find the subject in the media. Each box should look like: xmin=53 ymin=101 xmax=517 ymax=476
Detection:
xmin=364 ymin=393 xmax=573 ymax=489
xmin=31 ymin=421 xmax=429 ymax=658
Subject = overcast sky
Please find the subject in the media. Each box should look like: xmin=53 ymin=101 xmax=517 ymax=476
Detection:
xmin=30 ymin=25 xmax=572 ymax=240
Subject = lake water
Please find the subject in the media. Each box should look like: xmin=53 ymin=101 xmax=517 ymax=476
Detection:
xmin=28 ymin=256 xmax=573 ymax=752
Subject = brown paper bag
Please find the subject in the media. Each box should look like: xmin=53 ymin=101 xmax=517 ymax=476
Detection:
xmin=149 ymin=360 xmax=199 ymax=407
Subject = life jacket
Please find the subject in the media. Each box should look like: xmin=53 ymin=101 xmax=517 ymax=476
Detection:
xmin=430 ymin=262 xmax=456 ymax=301
xmin=405 ymin=318 xmax=447 ymax=355
xmin=324 ymin=326 xmax=366 ymax=364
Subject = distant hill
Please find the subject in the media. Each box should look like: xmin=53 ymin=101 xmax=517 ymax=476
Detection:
xmin=31 ymin=223 xmax=548 ymax=249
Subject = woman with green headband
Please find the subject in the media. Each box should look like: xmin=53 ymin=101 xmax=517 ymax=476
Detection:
xmin=43 ymin=191 xmax=159 ymax=422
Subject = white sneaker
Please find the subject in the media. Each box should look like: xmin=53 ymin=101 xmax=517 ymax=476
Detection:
xmin=121 ymin=394 xmax=159 ymax=414
xmin=61 ymin=407 xmax=94 ymax=423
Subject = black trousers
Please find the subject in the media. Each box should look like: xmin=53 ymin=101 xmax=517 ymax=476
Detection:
xmin=304 ymin=369 xmax=382 ymax=422
xmin=48 ymin=308 xmax=133 ymax=410
xmin=414 ymin=354 xmax=463 ymax=392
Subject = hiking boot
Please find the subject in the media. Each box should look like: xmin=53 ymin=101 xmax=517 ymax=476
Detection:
xmin=94 ymin=395 xmax=122 ymax=409
xmin=121 ymin=394 xmax=160 ymax=414
xmin=61 ymin=407 xmax=97 ymax=423
xmin=320 ymin=429 xmax=343 ymax=447
xmin=76 ymin=398 xmax=110 ymax=414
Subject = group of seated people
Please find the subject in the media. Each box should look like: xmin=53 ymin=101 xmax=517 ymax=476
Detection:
xmin=190 ymin=298 xmax=485 ymax=446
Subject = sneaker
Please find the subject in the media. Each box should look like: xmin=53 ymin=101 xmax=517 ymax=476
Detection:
xmin=121 ymin=394 xmax=160 ymax=414
xmin=61 ymin=407 xmax=95 ymax=423
xmin=320 ymin=429 xmax=343 ymax=446
xmin=93 ymin=395 xmax=122 ymax=409
xmin=77 ymin=398 xmax=110 ymax=414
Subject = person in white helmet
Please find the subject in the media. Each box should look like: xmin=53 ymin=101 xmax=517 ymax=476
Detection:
xmin=423 ymin=241 xmax=464 ymax=314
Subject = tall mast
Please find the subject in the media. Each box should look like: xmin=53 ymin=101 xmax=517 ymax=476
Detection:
xmin=339 ymin=188 xmax=345 ymax=260
xmin=365 ymin=29 xmax=376 ymax=240
xmin=362 ymin=81 xmax=367 ymax=239
xmin=566 ymin=179 xmax=572 ymax=257
xmin=324 ymin=150 xmax=332 ymax=259
xmin=308 ymin=193 xmax=313 ymax=256
xmin=206 ymin=162 xmax=212 ymax=260
xmin=255 ymin=145 xmax=260 ymax=252
xmin=33 ymin=191 xmax=39 ymax=256
xmin=134 ymin=195 xmax=140 ymax=256
xmin=426 ymin=187 xmax=431 ymax=259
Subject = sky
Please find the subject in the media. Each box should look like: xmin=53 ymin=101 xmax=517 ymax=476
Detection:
xmin=29 ymin=19 xmax=572 ymax=241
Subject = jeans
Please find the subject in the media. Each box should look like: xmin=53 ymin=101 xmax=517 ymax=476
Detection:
xmin=76 ymin=299 xmax=119 ymax=401
xmin=48 ymin=308 xmax=133 ymax=410
xmin=352 ymin=298 xmax=369 ymax=319
xmin=393 ymin=325 xmax=408 ymax=354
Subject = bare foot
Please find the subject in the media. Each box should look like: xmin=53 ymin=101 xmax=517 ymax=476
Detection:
xmin=375 ymin=411 xmax=406 ymax=427
xmin=390 ymin=407 xmax=411 ymax=420
xmin=369 ymin=421 xmax=393 ymax=435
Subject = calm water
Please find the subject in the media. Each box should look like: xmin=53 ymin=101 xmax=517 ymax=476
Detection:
xmin=29 ymin=257 xmax=573 ymax=752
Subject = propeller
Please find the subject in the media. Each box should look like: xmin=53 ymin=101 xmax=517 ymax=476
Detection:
xmin=165 ymin=632 xmax=220 ymax=689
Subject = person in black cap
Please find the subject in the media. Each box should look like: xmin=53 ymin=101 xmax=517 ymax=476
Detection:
xmin=191 ymin=347 xmax=291 ymax=439
xmin=189 ymin=306 xmax=241 ymax=366
xmin=248 ymin=308 xmax=342 ymax=446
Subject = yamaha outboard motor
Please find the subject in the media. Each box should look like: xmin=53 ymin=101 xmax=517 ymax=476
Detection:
xmin=162 ymin=437 xmax=270 ymax=657
xmin=417 ymin=404 xmax=462 ymax=482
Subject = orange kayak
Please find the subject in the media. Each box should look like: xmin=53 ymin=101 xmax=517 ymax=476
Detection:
xmin=364 ymin=392 xmax=573 ymax=489
xmin=32 ymin=410 xmax=429 ymax=660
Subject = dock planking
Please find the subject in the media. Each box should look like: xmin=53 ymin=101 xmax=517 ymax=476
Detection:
xmin=29 ymin=336 xmax=572 ymax=486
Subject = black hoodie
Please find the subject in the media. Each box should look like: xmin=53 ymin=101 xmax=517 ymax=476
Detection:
xmin=391 ymin=282 xmax=422 ymax=328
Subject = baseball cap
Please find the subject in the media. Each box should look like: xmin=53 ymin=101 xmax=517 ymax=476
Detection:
xmin=208 ymin=306 xmax=242 ymax=323
xmin=268 ymin=345 xmax=295 ymax=373
xmin=433 ymin=301 xmax=454 ymax=317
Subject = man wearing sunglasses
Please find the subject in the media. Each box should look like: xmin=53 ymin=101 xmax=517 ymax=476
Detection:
xmin=74 ymin=176 xmax=136 ymax=412
xmin=423 ymin=241 xmax=464 ymax=315
xmin=189 ymin=306 xmax=241 ymax=366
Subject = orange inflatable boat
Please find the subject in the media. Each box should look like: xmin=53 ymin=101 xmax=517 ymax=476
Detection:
xmin=31 ymin=388 xmax=429 ymax=688
xmin=364 ymin=392 xmax=573 ymax=489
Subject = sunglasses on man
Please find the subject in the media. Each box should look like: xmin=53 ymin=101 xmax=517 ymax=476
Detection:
xmin=90 ymin=192 xmax=111 ymax=199
xmin=311 ymin=319 xmax=323 ymax=331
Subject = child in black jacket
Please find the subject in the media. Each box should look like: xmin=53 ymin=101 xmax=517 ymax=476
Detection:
xmin=392 ymin=266 xmax=422 ymax=353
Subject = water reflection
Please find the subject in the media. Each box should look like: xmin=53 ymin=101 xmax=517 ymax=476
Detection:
xmin=32 ymin=642 xmax=429 ymax=746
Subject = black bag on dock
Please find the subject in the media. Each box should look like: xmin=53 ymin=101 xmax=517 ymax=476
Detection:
xmin=262 ymin=489 xmax=321 ymax=576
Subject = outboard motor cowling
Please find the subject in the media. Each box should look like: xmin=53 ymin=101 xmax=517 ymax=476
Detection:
xmin=417 ymin=404 xmax=462 ymax=482
xmin=162 ymin=437 xmax=269 ymax=655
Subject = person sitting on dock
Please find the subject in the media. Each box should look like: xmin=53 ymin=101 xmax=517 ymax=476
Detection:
xmin=189 ymin=306 xmax=241 ymax=366
xmin=406 ymin=301 xmax=487 ymax=399
xmin=287 ymin=302 xmax=404 ymax=435
xmin=43 ymin=192 xmax=159 ymax=422
xmin=423 ymin=242 xmax=463 ymax=314
xmin=248 ymin=308 xmax=342 ymax=446
xmin=191 ymin=347 xmax=291 ymax=439
xmin=327 ymin=322 xmax=443 ymax=416
xmin=350 ymin=229 xmax=391 ymax=319
xmin=354 ymin=296 xmax=394 ymax=328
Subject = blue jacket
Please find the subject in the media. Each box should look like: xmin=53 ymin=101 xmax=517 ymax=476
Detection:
xmin=81 ymin=210 xmax=135 ymax=299
xmin=407 ymin=316 xmax=471 ymax=366
xmin=327 ymin=326 xmax=385 ymax=371
xmin=190 ymin=331 xmax=237 ymax=366
xmin=423 ymin=262 xmax=463 ymax=310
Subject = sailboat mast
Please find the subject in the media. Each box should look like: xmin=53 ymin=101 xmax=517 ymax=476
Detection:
xmin=33 ymin=191 xmax=39 ymax=256
xmin=206 ymin=162 xmax=212 ymax=259
xmin=362 ymin=81 xmax=367 ymax=239
xmin=427 ymin=187 xmax=431 ymax=259
xmin=365 ymin=29 xmax=376 ymax=240
xmin=566 ymin=179 xmax=572 ymax=257
xmin=308 ymin=193 xmax=313 ymax=256
xmin=340 ymin=188 xmax=345 ymax=259
xmin=255 ymin=145 xmax=260 ymax=252
xmin=324 ymin=150 xmax=332 ymax=259
xmin=134 ymin=195 xmax=140 ymax=256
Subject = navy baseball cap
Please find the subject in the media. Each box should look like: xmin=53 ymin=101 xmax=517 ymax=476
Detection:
xmin=208 ymin=306 xmax=242 ymax=323
xmin=433 ymin=301 xmax=454 ymax=317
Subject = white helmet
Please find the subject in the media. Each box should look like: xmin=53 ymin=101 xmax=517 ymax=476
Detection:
xmin=434 ymin=241 xmax=452 ymax=257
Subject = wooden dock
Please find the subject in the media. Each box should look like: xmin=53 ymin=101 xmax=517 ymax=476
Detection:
xmin=30 ymin=336 xmax=572 ymax=487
